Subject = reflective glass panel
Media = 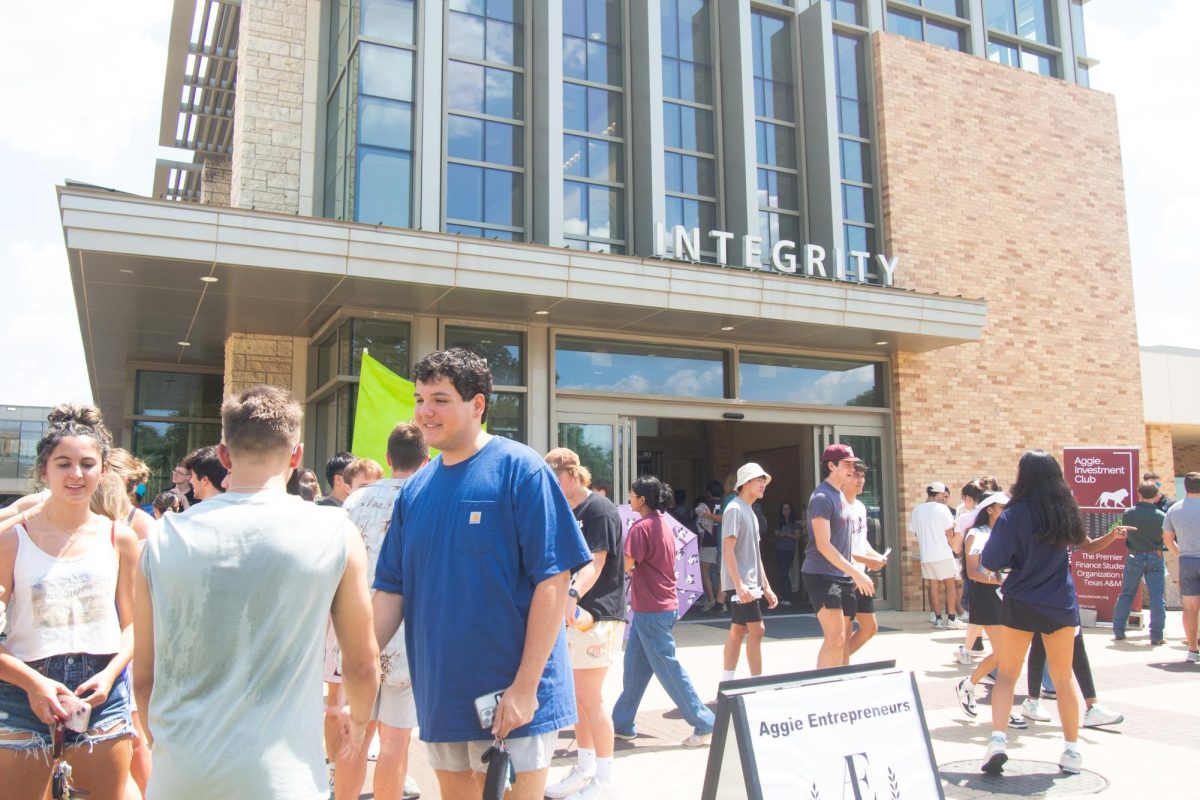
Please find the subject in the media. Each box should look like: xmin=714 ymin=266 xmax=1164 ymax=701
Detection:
xmin=132 ymin=421 xmax=223 ymax=495
xmin=445 ymin=326 xmax=523 ymax=385
xmin=488 ymin=393 xmax=526 ymax=443
xmin=447 ymin=61 xmax=485 ymax=113
xmin=985 ymin=0 xmax=1016 ymax=34
xmin=986 ymin=39 xmax=1019 ymax=67
xmin=447 ymin=115 xmax=484 ymax=160
xmin=1016 ymin=0 xmax=1053 ymax=44
xmin=359 ymin=96 xmax=412 ymax=150
xmin=134 ymin=371 xmax=224 ymax=418
xmin=755 ymin=122 xmax=795 ymax=168
xmin=840 ymin=139 xmax=870 ymax=183
xmin=555 ymin=336 xmax=727 ymax=398
xmin=887 ymin=9 xmax=923 ymax=41
xmin=927 ymin=20 xmax=966 ymax=51
xmin=360 ymin=43 xmax=413 ymax=101
xmin=922 ymin=0 xmax=963 ymax=17
xmin=842 ymin=184 xmax=874 ymax=224
xmin=357 ymin=147 xmax=411 ymax=226
xmin=832 ymin=0 xmax=862 ymax=25
xmin=447 ymin=163 xmax=484 ymax=220
xmin=483 ymin=168 xmax=522 ymax=225
xmin=739 ymin=353 xmax=882 ymax=406
xmin=351 ymin=319 xmax=411 ymax=377
xmin=557 ymin=422 xmax=613 ymax=484
xmin=361 ymin=0 xmax=415 ymax=43
xmin=1020 ymin=48 xmax=1055 ymax=76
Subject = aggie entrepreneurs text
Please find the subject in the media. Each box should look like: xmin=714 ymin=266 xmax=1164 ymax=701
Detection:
xmin=759 ymin=700 xmax=913 ymax=739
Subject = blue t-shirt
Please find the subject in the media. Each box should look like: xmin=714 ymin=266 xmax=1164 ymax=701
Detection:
xmin=980 ymin=498 xmax=1079 ymax=626
xmin=373 ymin=436 xmax=591 ymax=742
xmin=803 ymin=481 xmax=852 ymax=578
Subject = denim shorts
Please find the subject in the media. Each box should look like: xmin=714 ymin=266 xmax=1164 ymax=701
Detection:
xmin=0 ymin=653 xmax=133 ymax=757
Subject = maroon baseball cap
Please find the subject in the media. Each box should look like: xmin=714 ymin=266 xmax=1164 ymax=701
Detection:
xmin=821 ymin=443 xmax=862 ymax=464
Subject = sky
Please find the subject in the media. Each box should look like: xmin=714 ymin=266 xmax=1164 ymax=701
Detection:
xmin=0 ymin=0 xmax=1194 ymax=408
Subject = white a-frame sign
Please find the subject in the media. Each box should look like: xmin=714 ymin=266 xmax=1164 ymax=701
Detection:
xmin=702 ymin=661 xmax=944 ymax=800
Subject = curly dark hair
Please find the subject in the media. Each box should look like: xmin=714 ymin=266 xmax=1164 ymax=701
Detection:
xmin=413 ymin=348 xmax=492 ymax=424
xmin=35 ymin=403 xmax=112 ymax=476
xmin=631 ymin=475 xmax=673 ymax=511
xmin=1009 ymin=450 xmax=1086 ymax=549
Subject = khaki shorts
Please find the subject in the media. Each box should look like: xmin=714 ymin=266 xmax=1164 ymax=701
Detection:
xmin=567 ymin=619 xmax=626 ymax=669
xmin=427 ymin=731 xmax=556 ymax=774
xmin=921 ymin=558 xmax=958 ymax=580
xmin=376 ymin=683 xmax=417 ymax=729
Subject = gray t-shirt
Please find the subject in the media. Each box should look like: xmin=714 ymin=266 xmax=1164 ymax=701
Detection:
xmin=1165 ymin=497 xmax=1200 ymax=558
xmin=141 ymin=491 xmax=352 ymax=800
xmin=720 ymin=496 xmax=763 ymax=596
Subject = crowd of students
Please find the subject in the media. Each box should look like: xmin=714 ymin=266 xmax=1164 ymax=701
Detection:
xmin=3 ymin=353 xmax=1181 ymax=798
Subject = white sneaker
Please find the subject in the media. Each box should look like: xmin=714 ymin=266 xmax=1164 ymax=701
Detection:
xmin=955 ymin=645 xmax=972 ymax=665
xmin=930 ymin=612 xmax=939 ymax=627
xmin=981 ymin=736 xmax=1007 ymax=774
xmin=545 ymin=765 xmax=594 ymax=799
xmin=403 ymin=774 xmax=420 ymax=800
xmin=1082 ymin=704 xmax=1124 ymax=727
xmin=955 ymin=677 xmax=977 ymax=717
xmin=1187 ymin=650 xmax=1200 ymax=663
xmin=682 ymin=732 xmax=712 ymax=747
xmin=565 ymin=778 xmax=617 ymax=800
xmin=1060 ymin=747 xmax=1082 ymax=774
xmin=933 ymin=617 xmax=946 ymax=629
xmin=1021 ymin=698 xmax=1051 ymax=722
xmin=947 ymin=617 xmax=967 ymax=629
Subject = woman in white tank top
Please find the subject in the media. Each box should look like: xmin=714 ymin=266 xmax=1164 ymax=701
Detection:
xmin=0 ymin=404 xmax=140 ymax=798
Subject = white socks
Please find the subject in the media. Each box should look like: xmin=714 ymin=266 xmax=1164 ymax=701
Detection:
xmin=721 ymin=669 xmax=737 ymax=682
xmin=1063 ymin=740 xmax=1079 ymax=754
xmin=577 ymin=747 xmax=596 ymax=776
xmin=595 ymin=755 xmax=614 ymax=782
xmin=991 ymin=731 xmax=1007 ymax=742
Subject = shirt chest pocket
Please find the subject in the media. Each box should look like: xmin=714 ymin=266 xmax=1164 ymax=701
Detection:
xmin=454 ymin=501 xmax=498 ymax=555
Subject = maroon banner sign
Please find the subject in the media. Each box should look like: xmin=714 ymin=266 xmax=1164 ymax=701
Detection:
xmin=1063 ymin=447 xmax=1138 ymax=511
xmin=1064 ymin=447 xmax=1140 ymax=623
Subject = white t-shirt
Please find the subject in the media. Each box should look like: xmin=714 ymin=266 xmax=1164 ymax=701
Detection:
xmin=909 ymin=500 xmax=955 ymax=563
xmin=848 ymin=498 xmax=869 ymax=574
xmin=966 ymin=525 xmax=991 ymax=557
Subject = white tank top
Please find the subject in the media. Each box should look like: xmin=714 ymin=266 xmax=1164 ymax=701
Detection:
xmin=4 ymin=524 xmax=122 ymax=661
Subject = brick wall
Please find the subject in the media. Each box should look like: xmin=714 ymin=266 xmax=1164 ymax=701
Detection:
xmin=224 ymin=333 xmax=297 ymax=396
xmin=873 ymin=33 xmax=1145 ymax=609
xmin=1145 ymin=424 xmax=1176 ymax=481
xmin=200 ymin=158 xmax=232 ymax=206
xmin=231 ymin=0 xmax=306 ymax=213
xmin=1175 ymin=442 xmax=1200 ymax=474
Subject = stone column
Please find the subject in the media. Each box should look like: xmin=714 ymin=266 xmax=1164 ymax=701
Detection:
xmin=200 ymin=158 xmax=232 ymax=206
xmin=224 ymin=333 xmax=299 ymax=396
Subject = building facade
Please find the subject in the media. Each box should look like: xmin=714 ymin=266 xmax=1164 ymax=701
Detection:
xmin=0 ymin=406 xmax=51 ymax=506
xmin=59 ymin=0 xmax=1142 ymax=609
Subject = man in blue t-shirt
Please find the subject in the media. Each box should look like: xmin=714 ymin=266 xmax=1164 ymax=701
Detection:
xmin=372 ymin=349 xmax=591 ymax=800
xmin=802 ymin=444 xmax=876 ymax=668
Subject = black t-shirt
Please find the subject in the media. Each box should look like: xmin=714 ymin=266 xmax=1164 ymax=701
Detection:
xmin=574 ymin=491 xmax=626 ymax=621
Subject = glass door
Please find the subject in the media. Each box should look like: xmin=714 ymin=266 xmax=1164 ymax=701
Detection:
xmin=836 ymin=427 xmax=893 ymax=605
xmin=556 ymin=413 xmax=636 ymax=504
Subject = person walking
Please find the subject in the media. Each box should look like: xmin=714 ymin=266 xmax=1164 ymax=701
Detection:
xmin=1111 ymin=481 xmax=1168 ymax=645
xmin=544 ymin=447 xmax=626 ymax=800
xmin=910 ymin=482 xmax=963 ymax=629
xmin=719 ymin=464 xmax=779 ymax=682
xmin=846 ymin=463 xmax=887 ymax=658
xmin=979 ymin=450 xmax=1088 ymax=776
xmin=1164 ymin=472 xmax=1200 ymax=663
xmin=0 ymin=405 xmax=140 ymax=799
xmin=612 ymin=476 xmax=715 ymax=748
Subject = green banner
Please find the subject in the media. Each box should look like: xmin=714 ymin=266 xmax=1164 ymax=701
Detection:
xmin=350 ymin=351 xmax=421 ymax=467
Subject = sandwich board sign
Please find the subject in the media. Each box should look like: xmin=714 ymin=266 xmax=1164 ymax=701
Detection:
xmin=702 ymin=661 xmax=943 ymax=800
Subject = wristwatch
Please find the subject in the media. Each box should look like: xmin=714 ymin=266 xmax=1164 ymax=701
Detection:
xmin=567 ymin=587 xmax=581 ymax=600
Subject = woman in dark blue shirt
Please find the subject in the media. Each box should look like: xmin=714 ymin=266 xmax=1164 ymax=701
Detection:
xmin=979 ymin=450 xmax=1087 ymax=776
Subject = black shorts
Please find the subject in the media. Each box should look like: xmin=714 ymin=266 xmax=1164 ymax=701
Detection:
xmin=802 ymin=572 xmax=857 ymax=618
xmin=729 ymin=597 xmax=765 ymax=625
xmin=1000 ymin=596 xmax=1078 ymax=635
xmin=969 ymin=582 xmax=1003 ymax=626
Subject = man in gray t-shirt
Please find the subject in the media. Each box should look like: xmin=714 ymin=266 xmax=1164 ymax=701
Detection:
xmin=1163 ymin=472 xmax=1200 ymax=663
xmin=720 ymin=463 xmax=779 ymax=681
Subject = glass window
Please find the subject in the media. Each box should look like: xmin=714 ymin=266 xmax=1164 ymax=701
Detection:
xmin=555 ymin=336 xmax=727 ymax=399
xmin=557 ymin=422 xmax=613 ymax=484
xmin=920 ymin=0 xmax=963 ymax=16
xmin=488 ymin=392 xmax=526 ymax=443
xmin=134 ymin=371 xmax=223 ymax=418
xmin=986 ymin=39 xmax=1019 ymax=67
xmin=926 ymin=20 xmax=965 ymax=51
xmin=1070 ymin=0 xmax=1087 ymax=57
xmin=1020 ymin=48 xmax=1055 ymax=77
xmin=132 ymin=421 xmax=223 ymax=496
xmin=361 ymin=43 xmax=414 ymax=102
xmin=738 ymin=353 xmax=883 ymax=406
xmin=986 ymin=0 xmax=1054 ymax=45
xmin=445 ymin=326 xmax=524 ymax=385
xmin=840 ymin=139 xmax=870 ymax=183
xmin=887 ymin=10 xmax=923 ymax=41
xmin=357 ymin=148 xmax=411 ymax=226
xmin=832 ymin=0 xmax=862 ymax=26
xmin=361 ymin=0 xmax=415 ymax=44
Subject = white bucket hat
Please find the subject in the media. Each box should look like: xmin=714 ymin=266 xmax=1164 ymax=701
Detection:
xmin=735 ymin=462 xmax=772 ymax=490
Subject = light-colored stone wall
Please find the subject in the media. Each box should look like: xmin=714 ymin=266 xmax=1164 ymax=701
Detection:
xmin=200 ymin=158 xmax=232 ymax=206
xmin=224 ymin=333 xmax=297 ymax=396
xmin=231 ymin=0 xmax=307 ymax=213
xmin=873 ymin=33 xmax=1145 ymax=609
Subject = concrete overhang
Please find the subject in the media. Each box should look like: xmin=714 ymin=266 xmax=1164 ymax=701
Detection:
xmin=59 ymin=187 xmax=987 ymax=424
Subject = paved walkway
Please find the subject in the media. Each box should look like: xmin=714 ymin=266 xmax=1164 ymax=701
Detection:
xmin=372 ymin=610 xmax=1198 ymax=798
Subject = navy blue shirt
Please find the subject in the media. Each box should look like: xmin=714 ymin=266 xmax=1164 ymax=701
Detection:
xmin=803 ymin=481 xmax=852 ymax=578
xmin=373 ymin=436 xmax=592 ymax=742
xmin=981 ymin=498 xmax=1079 ymax=625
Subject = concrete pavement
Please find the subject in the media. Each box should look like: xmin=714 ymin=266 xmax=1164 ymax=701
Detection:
xmin=372 ymin=609 xmax=1198 ymax=798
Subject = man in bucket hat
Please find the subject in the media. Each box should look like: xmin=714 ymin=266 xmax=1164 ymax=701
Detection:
xmin=719 ymin=463 xmax=780 ymax=683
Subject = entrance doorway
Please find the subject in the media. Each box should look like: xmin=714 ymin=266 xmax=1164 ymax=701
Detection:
xmin=555 ymin=413 xmax=893 ymax=608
